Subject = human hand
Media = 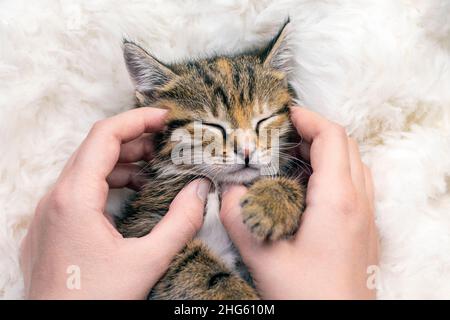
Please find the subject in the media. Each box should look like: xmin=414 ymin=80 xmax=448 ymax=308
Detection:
xmin=20 ymin=107 xmax=210 ymax=299
xmin=220 ymin=107 xmax=379 ymax=299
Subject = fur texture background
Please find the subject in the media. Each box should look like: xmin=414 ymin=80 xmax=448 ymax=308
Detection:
xmin=1 ymin=0 xmax=449 ymax=299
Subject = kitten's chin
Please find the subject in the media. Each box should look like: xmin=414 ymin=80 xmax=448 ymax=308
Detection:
xmin=217 ymin=167 xmax=261 ymax=184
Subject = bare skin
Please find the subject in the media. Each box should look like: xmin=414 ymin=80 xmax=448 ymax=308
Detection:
xmin=20 ymin=107 xmax=210 ymax=299
xmin=220 ymin=107 xmax=379 ymax=299
xmin=21 ymin=106 xmax=378 ymax=299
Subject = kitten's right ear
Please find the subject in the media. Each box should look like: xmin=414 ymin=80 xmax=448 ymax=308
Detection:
xmin=123 ymin=40 xmax=177 ymax=94
xmin=261 ymin=19 xmax=293 ymax=74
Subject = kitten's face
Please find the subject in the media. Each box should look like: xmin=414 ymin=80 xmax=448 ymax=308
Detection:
xmin=124 ymin=21 xmax=294 ymax=183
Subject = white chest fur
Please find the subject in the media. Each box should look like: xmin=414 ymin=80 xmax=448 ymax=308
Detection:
xmin=195 ymin=191 xmax=238 ymax=270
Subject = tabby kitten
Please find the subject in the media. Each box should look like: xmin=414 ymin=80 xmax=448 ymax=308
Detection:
xmin=116 ymin=21 xmax=306 ymax=299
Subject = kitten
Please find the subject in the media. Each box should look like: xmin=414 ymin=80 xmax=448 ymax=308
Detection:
xmin=116 ymin=20 xmax=306 ymax=299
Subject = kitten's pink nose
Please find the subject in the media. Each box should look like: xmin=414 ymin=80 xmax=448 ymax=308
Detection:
xmin=243 ymin=148 xmax=250 ymax=166
xmin=232 ymin=132 xmax=256 ymax=166
xmin=243 ymin=148 xmax=250 ymax=159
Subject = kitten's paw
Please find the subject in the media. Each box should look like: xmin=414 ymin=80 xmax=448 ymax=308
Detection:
xmin=241 ymin=178 xmax=305 ymax=241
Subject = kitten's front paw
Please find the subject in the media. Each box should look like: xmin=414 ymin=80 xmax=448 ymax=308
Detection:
xmin=241 ymin=178 xmax=305 ymax=241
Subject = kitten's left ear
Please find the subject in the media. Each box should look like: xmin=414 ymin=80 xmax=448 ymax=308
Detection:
xmin=261 ymin=19 xmax=293 ymax=74
xmin=123 ymin=40 xmax=177 ymax=94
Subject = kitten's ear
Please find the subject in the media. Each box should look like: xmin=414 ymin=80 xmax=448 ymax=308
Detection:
xmin=261 ymin=19 xmax=293 ymax=74
xmin=123 ymin=40 xmax=177 ymax=93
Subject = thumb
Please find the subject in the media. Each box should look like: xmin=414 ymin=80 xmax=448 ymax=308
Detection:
xmin=137 ymin=179 xmax=210 ymax=264
xmin=220 ymin=185 xmax=259 ymax=255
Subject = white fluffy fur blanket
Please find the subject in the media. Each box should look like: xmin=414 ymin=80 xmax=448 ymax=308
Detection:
xmin=1 ymin=0 xmax=449 ymax=299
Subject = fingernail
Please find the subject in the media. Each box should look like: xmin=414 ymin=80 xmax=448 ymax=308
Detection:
xmin=196 ymin=179 xmax=210 ymax=202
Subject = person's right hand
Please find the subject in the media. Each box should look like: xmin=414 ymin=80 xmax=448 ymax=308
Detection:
xmin=220 ymin=107 xmax=379 ymax=299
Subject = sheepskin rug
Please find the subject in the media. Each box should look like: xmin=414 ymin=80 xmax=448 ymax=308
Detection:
xmin=1 ymin=0 xmax=450 ymax=299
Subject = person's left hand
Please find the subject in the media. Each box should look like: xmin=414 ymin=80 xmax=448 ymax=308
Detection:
xmin=20 ymin=107 xmax=210 ymax=299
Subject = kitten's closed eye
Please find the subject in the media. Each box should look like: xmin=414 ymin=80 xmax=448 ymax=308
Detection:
xmin=203 ymin=122 xmax=227 ymax=140
xmin=119 ymin=19 xmax=300 ymax=301
xmin=255 ymin=115 xmax=276 ymax=134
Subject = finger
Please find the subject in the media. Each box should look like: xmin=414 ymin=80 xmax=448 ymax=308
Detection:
xmin=347 ymin=138 xmax=366 ymax=193
xmin=363 ymin=165 xmax=378 ymax=267
xmin=220 ymin=185 xmax=260 ymax=254
xmin=106 ymin=163 xmax=148 ymax=191
xmin=118 ymin=134 xmax=154 ymax=163
xmin=290 ymin=106 xmax=343 ymax=143
xmin=290 ymin=106 xmax=352 ymax=187
xmin=70 ymin=107 xmax=167 ymax=182
xmin=364 ymin=165 xmax=374 ymax=206
xmin=368 ymin=220 xmax=379 ymax=268
xmin=59 ymin=108 xmax=166 ymax=211
xmin=136 ymin=179 xmax=210 ymax=265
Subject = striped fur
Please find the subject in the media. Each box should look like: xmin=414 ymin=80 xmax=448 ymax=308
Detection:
xmin=117 ymin=20 xmax=306 ymax=300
